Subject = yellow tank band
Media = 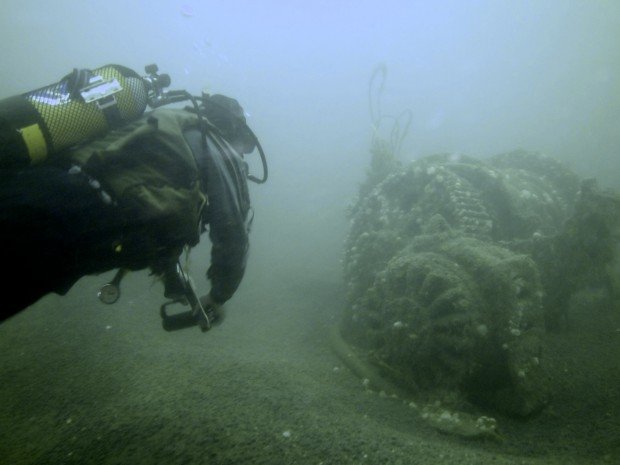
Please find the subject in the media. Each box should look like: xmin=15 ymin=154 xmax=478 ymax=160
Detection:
xmin=19 ymin=123 xmax=48 ymax=164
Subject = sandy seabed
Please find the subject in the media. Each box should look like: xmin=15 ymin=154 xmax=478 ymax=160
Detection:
xmin=1 ymin=248 xmax=619 ymax=465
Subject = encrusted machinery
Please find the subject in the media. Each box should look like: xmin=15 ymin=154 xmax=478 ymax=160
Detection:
xmin=342 ymin=146 xmax=619 ymax=417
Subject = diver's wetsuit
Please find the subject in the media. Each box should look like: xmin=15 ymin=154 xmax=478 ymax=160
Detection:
xmin=0 ymin=116 xmax=251 ymax=322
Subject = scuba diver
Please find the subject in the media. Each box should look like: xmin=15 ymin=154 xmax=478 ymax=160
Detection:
xmin=0 ymin=64 xmax=268 ymax=331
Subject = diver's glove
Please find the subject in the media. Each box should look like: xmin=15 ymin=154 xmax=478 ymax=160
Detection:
xmin=200 ymin=293 xmax=224 ymax=326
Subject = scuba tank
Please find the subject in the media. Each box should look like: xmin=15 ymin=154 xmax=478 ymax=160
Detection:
xmin=0 ymin=64 xmax=169 ymax=168
xmin=0 ymin=62 xmax=268 ymax=182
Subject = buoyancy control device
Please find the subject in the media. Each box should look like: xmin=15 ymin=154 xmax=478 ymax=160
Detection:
xmin=0 ymin=63 xmax=171 ymax=168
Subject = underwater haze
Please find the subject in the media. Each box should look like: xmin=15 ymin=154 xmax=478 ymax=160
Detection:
xmin=1 ymin=1 xmax=619 ymax=464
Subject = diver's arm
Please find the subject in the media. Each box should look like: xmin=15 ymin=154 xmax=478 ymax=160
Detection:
xmin=202 ymin=136 xmax=251 ymax=305
xmin=206 ymin=207 xmax=249 ymax=304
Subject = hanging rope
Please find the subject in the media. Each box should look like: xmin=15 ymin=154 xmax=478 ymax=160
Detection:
xmin=367 ymin=63 xmax=412 ymax=158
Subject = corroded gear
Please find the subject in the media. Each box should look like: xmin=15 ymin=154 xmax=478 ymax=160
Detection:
xmin=344 ymin=230 xmax=548 ymax=416
xmin=344 ymin=150 xmax=582 ymax=314
xmin=341 ymin=149 xmax=613 ymax=417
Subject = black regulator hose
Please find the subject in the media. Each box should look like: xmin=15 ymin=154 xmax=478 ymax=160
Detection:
xmin=245 ymin=124 xmax=268 ymax=184
xmin=188 ymin=95 xmax=269 ymax=184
